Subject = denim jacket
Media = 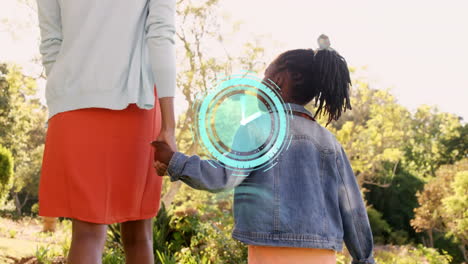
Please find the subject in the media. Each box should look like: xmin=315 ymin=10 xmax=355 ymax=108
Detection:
xmin=167 ymin=103 xmax=375 ymax=264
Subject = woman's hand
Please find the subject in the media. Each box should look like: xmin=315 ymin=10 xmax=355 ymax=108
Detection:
xmin=157 ymin=129 xmax=177 ymax=152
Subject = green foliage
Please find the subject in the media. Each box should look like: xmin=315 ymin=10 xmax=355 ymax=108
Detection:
xmin=367 ymin=207 xmax=392 ymax=244
xmin=0 ymin=63 xmax=46 ymax=214
xmin=365 ymin=168 xmax=424 ymax=243
xmin=31 ymin=202 xmax=39 ymax=214
xmin=153 ymin=198 xmax=246 ymax=264
xmin=102 ymin=248 xmax=125 ymax=264
xmin=439 ymin=123 xmax=468 ymax=165
xmin=373 ymin=245 xmax=452 ymax=264
xmin=388 ymin=230 xmax=410 ymax=246
xmin=105 ymin=200 xmax=246 ymax=264
xmin=153 ymin=203 xmax=201 ymax=258
xmin=442 ymin=170 xmax=468 ymax=259
xmin=156 ymin=250 xmax=177 ymax=264
xmin=411 ymin=159 xmax=468 ymax=262
xmin=403 ymin=105 xmax=463 ymax=178
xmin=170 ymin=185 xmax=247 ymax=264
xmin=34 ymin=244 xmax=65 ymax=264
xmin=0 ymin=144 xmax=14 ymax=204
xmin=8 ymin=228 xmax=17 ymax=238
xmin=320 ymin=83 xmax=411 ymax=184
xmin=367 ymin=207 xmax=411 ymax=245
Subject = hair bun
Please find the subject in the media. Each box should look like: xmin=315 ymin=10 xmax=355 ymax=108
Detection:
xmin=317 ymin=34 xmax=333 ymax=51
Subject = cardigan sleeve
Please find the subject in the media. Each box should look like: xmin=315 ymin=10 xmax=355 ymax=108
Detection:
xmin=145 ymin=0 xmax=176 ymax=98
xmin=37 ymin=0 xmax=63 ymax=76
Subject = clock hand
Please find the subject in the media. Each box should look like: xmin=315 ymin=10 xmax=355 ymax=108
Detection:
xmin=240 ymin=111 xmax=262 ymax=126
xmin=240 ymin=94 xmax=246 ymax=120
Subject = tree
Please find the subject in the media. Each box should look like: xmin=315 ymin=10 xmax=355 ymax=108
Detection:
xmin=162 ymin=0 xmax=266 ymax=206
xmin=0 ymin=145 xmax=14 ymax=205
xmin=411 ymin=159 xmax=468 ymax=260
xmin=442 ymin=170 xmax=468 ymax=262
xmin=0 ymin=63 xmax=46 ymax=214
xmin=403 ymin=106 xmax=463 ymax=179
xmin=318 ymin=80 xmax=411 ymax=185
xmin=365 ymin=168 xmax=424 ymax=243
xmin=439 ymin=123 xmax=468 ymax=165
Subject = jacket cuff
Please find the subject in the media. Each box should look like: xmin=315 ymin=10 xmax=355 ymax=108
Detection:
xmin=352 ymin=256 xmax=375 ymax=264
xmin=167 ymin=152 xmax=186 ymax=181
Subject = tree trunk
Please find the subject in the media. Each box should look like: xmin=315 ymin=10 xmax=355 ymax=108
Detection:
xmin=13 ymin=192 xmax=22 ymax=216
xmin=42 ymin=217 xmax=57 ymax=232
xmin=460 ymin=243 xmax=467 ymax=263
xmin=427 ymin=229 xmax=434 ymax=248
xmin=161 ymin=181 xmax=182 ymax=207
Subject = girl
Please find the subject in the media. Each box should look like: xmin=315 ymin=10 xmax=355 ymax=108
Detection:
xmin=153 ymin=35 xmax=375 ymax=264
xmin=36 ymin=0 xmax=177 ymax=263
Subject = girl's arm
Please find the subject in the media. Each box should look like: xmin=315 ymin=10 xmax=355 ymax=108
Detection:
xmin=37 ymin=0 xmax=63 ymax=76
xmin=169 ymin=152 xmax=246 ymax=192
xmin=152 ymin=140 xmax=247 ymax=192
xmin=336 ymin=146 xmax=376 ymax=264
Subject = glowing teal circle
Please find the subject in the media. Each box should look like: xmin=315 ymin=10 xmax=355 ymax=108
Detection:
xmin=214 ymin=93 xmax=271 ymax=151
xmin=204 ymin=85 xmax=278 ymax=161
xmin=197 ymin=74 xmax=288 ymax=170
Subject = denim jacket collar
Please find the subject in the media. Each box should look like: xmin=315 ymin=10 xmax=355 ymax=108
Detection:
xmin=286 ymin=103 xmax=315 ymax=120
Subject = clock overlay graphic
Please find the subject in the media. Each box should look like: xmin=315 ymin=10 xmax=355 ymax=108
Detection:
xmin=191 ymin=72 xmax=294 ymax=174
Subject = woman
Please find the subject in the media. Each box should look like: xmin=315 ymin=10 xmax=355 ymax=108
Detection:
xmin=36 ymin=0 xmax=177 ymax=263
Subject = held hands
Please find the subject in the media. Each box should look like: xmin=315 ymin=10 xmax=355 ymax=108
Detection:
xmin=151 ymin=129 xmax=176 ymax=176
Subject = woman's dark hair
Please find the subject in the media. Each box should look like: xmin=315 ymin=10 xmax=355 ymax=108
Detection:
xmin=273 ymin=46 xmax=352 ymax=124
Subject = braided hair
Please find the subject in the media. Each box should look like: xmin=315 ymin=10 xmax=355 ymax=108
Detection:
xmin=272 ymin=35 xmax=352 ymax=124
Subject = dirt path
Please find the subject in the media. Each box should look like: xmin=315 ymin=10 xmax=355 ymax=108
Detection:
xmin=0 ymin=217 xmax=70 ymax=263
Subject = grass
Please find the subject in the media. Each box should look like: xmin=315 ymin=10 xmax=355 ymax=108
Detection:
xmin=0 ymin=236 xmax=45 ymax=260
xmin=0 ymin=216 xmax=71 ymax=263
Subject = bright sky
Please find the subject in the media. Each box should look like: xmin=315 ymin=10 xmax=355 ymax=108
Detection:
xmin=1 ymin=0 xmax=467 ymax=120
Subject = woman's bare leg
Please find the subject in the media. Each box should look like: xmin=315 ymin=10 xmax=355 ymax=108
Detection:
xmin=68 ymin=219 xmax=108 ymax=264
xmin=121 ymin=218 xmax=154 ymax=264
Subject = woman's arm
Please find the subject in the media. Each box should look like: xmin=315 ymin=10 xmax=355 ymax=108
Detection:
xmin=37 ymin=0 xmax=63 ymax=76
xmin=158 ymin=97 xmax=177 ymax=150
xmin=146 ymin=0 xmax=177 ymax=149
xmin=145 ymin=0 xmax=177 ymax=149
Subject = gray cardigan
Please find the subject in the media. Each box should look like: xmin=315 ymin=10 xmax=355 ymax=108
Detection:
xmin=37 ymin=0 xmax=176 ymax=119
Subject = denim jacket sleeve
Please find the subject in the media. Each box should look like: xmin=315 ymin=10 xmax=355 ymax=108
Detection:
xmin=166 ymin=122 xmax=258 ymax=192
xmin=167 ymin=152 xmax=246 ymax=192
xmin=336 ymin=146 xmax=376 ymax=264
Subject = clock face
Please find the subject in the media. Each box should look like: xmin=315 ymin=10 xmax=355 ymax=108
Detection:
xmin=193 ymin=73 xmax=291 ymax=172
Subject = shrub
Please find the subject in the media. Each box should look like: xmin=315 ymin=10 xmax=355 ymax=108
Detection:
xmin=31 ymin=202 xmax=39 ymax=215
xmin=0 ymin=145 xmax=14 ymax=205
xmin=367 ymin=207 xmax=392 ymax=244
xmin=35 ymin=244 xmax=66 ymax=264
xmin=102 ymin=248 xmax=125 ymax=264
xmin=8 ymin=229 xmax=17 ymax=238
xmin=373 ymin=245 xmax=452 ymax=264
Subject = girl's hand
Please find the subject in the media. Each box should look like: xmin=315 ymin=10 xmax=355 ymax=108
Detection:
xmin=154 ymin=160 xmax=168 ymax=176
xmin=151 ymin=140 xmax=175 ymax=176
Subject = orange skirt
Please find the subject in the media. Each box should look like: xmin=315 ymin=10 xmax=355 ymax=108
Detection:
xmin=39 ymin=95 xmax=162 ymax=224
xmin=248 ymin=245 xmax=336 ymax=264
